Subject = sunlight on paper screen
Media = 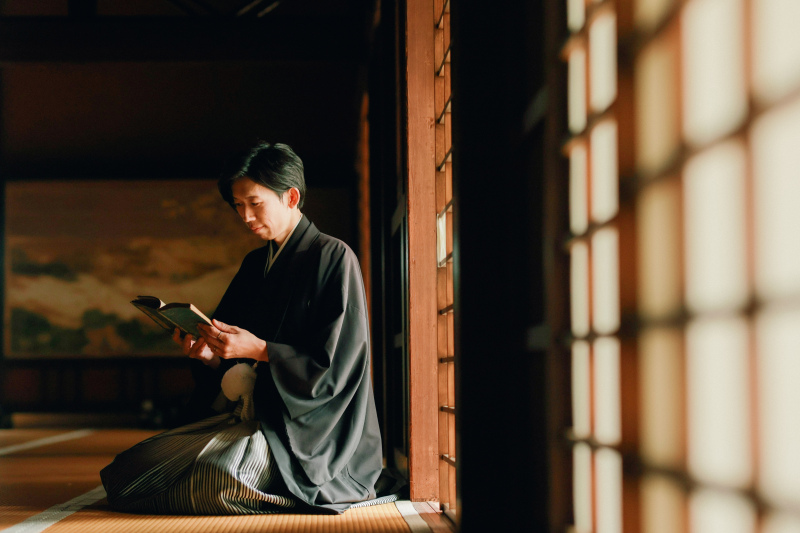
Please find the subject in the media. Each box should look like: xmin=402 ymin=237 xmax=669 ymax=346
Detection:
xmin=592 ymin=228 xmax=620 ymax=335
xmin=753 ymin=0 xmax=800 ymax=103
xmin=637 ymin=179 xmax=682 ymax=320
xmin=756 ymin=307 xmax=800 ymax=507
xmin=570 ymin=144 xmax=589 ymax=235
xmin=635 ymin=0 xmax=675 ymax=30
xmin=593 ymin=337 xmax=621 ymax=445
xmin=686 ymin=316 xmax=752 ymax=487
xmin=751 ymin=97 xmax=800 ymax=300
xmin=595 ymin=448 xmax=623 ymax=533
xmin=567 ymin=0 xmax=585 ymax=33
xmin=591 ymin=120 xmax=619 ymax=224
xmin=574 ymin=443 xmax=593 ymax=533
xmin=681 ymin=0 xmax=746 ymax=146
xmin=642 ymin=475 xmax=686 ymax=533
xmin=639 ymin=327 xmax=684 ymax=468
xmin=689 ymin=489 xmax=756 ymax=533
xmin=683 ymin=141 xmax=748 ymax=313
xmin=572 ymin=340 xmax=591 ymax=439
xmin=569 ymin=49 xmax=588 ymax=134
xmin=571 ymin=242 xmax=590 ymax=337
xmin=636 ymin=37 xmax=679 ymax=175
xmin=763 ymin=513 xmax=800 ymax=533
xmin=436 ymin=211 xmax=447 ymax=265
xmin=589 ymin=13 xmax=617 ymax=113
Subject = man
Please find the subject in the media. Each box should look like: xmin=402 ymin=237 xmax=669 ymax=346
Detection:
xmin=103 ymin=143 xmax=389 ymax=514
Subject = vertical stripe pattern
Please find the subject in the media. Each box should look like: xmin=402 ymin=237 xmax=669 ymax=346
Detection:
xmin=101 ymin=412 xmax=296 ymax=515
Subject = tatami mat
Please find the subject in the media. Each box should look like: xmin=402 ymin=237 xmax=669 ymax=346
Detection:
xmin=0 ymin=429 xmax=156 ymax=529
xmin=0 ymin=430 xmax=81 ymax=449
xmin=46 ymin=499 xmax=413 ymax=533
xmin=0 ymin=428 xmax=438 ymax=533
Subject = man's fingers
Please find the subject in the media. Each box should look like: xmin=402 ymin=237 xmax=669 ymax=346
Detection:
xmin=212 ymin=318 xmax=236 ymax=333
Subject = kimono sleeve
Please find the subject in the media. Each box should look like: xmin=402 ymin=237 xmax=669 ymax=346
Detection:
xmin=260 ymin=244 xmax=373 ymax=486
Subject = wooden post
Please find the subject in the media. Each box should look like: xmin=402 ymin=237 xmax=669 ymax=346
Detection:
xmin=405 ymin=0 xmax=440 ymax=502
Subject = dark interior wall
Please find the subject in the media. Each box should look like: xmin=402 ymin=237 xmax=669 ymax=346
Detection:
xmin=0 ymin=61 xmax=360 ymax=245
xmin=1 ymin=62 xmax=362 ymax=187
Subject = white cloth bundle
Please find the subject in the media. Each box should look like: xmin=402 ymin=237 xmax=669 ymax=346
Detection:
xmin=221 ymin=363 xmax=258 ymax=421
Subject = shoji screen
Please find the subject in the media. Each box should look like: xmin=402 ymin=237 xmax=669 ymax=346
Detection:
xmin=563 ymin=0 xmax=800 ymax=531
xmin=563 ymin=0 xmax=625 ymax=532
xmin=633 ymin=0 xmax=800 ymax=531
xmin=434 ymin=0 xmax=457 ymax=522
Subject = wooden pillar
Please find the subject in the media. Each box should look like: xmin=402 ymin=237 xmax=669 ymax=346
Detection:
xmin=405 ymin=0 xmax=440 ymax=503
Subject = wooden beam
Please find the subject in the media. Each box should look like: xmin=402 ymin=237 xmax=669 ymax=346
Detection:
xmin=0 ymin=17 xmax=365 ymax=63
xmin=405 ymin=0 xmax=440 ymax=502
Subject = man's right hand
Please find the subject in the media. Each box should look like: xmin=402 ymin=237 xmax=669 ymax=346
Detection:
xmin=172 ymin=328 xmax=220 ymax=369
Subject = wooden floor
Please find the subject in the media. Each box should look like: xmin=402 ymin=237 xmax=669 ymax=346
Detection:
xmin=0 ymin=428 xmax=449 ymax=533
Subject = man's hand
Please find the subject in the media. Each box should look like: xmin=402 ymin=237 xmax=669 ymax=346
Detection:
xmin=198 ymin=319 xmax=269 ymax=363
xmin=172 ymin=328 xmax=220 ymax=369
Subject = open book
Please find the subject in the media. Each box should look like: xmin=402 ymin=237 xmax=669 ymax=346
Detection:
xmin=131 ymin=295 xmax=212 ymax=339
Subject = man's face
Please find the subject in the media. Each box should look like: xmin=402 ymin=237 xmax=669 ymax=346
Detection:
xmin=231 ymin=177 xmax=296 ymax=244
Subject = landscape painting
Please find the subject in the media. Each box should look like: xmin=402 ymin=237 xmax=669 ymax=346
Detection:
xmin=4 ymin=179 xmax=263 ymax=358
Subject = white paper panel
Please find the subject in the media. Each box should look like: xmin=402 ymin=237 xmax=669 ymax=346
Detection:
xmin=636 ymin=38 xmax=679 ymax=175
xmin=591 ymin=120 xmax=619 ymax=224
xmin=635 ymin=0 xmax=675 ymax=31
xmin=642 ymin=475 xmax=686 ymax=533
xmin=574 ymin=443 xmax=594 ymax=533
xmin=569 ymin=49 xmax=588 ymax=134
xmin=681 ymin=0 xmax=747 ymax=146
xmin=570 ymin=144 xmax=589 ymax=235
xmin=436 ymin=211 xmax=447 ymax=265
xmin=753 ymin=0 xmax=800 ymax=103
xmin=572 ymin=340 xmax=592 ymax=439
xmin=592 ymin=228 xmax=620 ymax=335
xmin=637 ymin=180 xmax=682 ymax=320
xmin=689 ymin=489 xmax=756 ymax=533
xmin=639 ymin=327 xmax=684 ymax=468
xmin=687 ymin=316 xmax=752 ymax=487
xmin=763 ymin=513 xmax=800 ymax=533
xmin=571 ymin=242 xmax=591 ymax=337
xmin=756 ymin=306 xmax=800 ymax=507
xmin=684 ymin=141 xmax=748 ymax=313
xmin=567 ymin=0 xmax=586 ymax=33
xmin=752 ymin=97 xmax=800 ymax=300
xmin=596 ymin=448 xmax=623 ymax=533
xmin=589 ymin=13 xmax=617 ymax=113
xmin=593 ymin=337 xmax=621 ymax=445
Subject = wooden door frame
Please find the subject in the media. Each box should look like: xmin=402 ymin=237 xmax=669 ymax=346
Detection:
xmin=404 ymin=0 xmax=440 ymax=503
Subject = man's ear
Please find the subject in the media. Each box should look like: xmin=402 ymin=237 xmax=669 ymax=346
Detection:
xmin=286 ymin=187 xmax=301 ymax=209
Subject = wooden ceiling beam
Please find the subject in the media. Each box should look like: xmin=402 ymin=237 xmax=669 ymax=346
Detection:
xmin=0 ymin=16 xmax=366 ymax=63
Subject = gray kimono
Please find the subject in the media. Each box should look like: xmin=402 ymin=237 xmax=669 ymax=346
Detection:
xmin=190 ymin=215 xmax=384 ymax=512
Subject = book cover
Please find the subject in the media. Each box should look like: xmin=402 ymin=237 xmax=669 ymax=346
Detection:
xmin=131 ymin=296 xmax=212 ymax=339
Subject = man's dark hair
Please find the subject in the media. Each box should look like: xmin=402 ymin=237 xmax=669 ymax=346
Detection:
xmin=218 ymin=142 xmax=306 ymax=209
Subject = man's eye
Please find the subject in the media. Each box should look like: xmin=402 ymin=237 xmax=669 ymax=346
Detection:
xmin=251 ymin=203 xmax=261 ymax=207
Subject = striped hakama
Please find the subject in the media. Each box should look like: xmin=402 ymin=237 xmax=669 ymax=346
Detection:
xmin=101 ymin=405 xmax=297 ymax=515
